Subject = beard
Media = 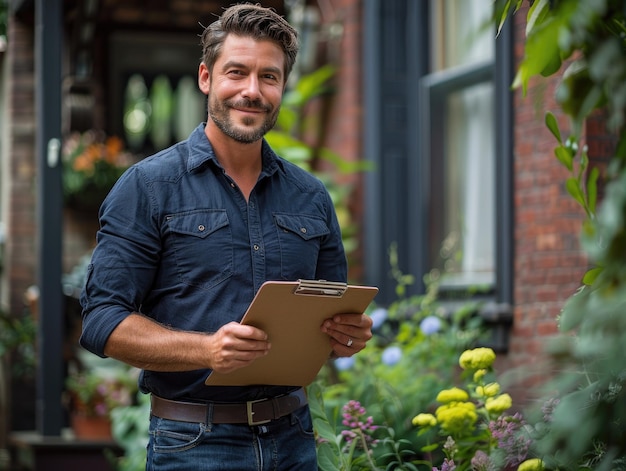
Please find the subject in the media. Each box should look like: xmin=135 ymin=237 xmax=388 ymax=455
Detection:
xmin=208 ymin=94 xmax=280 ymax=144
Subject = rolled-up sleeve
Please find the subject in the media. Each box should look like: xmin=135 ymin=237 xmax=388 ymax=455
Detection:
xmin=79 ymin=166 xmax=160 ymax=357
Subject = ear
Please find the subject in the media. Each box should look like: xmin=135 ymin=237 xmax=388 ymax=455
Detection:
xmin=198 ymin=62 xmax=210 ymax=95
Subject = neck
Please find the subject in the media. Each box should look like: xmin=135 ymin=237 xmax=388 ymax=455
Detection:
xmin=205 ymin=123 xmax=263 ymax=200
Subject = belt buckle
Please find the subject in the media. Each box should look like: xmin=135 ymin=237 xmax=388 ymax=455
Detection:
xmin=246 ymin=398 xmax=271 ymax=426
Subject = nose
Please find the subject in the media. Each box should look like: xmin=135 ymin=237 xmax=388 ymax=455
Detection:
xmin=241 ymin=75 xmax=261 ymax=101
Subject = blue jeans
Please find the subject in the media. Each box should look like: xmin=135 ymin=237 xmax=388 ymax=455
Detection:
xmin=146 ymin=405 xmax=317 ymax=470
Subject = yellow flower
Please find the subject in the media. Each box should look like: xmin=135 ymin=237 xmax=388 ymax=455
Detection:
xmin=518 ymin=458 xmax=545 ymax=471
xmin=459 ymin=347 xmax=496 ymax=370
xmin=435 ymin=402 xmax=477 ymax=434
xmin=412 ymin=413 xmax=437 ymax=427
xmin=485 ymin=393 xmax=512 ymax=414
xmin=476 ymin=382 xmax=500 ymax=398
xmin=473 ymin=369 xmax=487 ymax=382
xmin=436 ymin=387 xmax=469 ymax=404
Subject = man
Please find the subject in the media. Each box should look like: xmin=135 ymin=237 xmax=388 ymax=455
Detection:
xmin=79 ymin=3 xmax=373 ymax=470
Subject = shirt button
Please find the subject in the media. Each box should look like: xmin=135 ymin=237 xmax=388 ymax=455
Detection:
xmin=198 ymin=225 xmax=206 ymax=232
xmin=300 ymin=227 xmax=307 ymax=234
xmin=253 ymin=244 xmax=260 ymax=251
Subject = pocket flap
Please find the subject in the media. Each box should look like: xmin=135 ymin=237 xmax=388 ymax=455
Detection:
xmin=167 ymin=210 xmax=229 ymax=239
xmin=274 ymin=213 xmax=330 ymax=241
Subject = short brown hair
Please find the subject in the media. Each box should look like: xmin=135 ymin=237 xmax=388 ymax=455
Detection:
xmin=200 ymin=3 xmax=299 ymax=80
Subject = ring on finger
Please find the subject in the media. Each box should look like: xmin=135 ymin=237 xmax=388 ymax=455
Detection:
xmin=346 ymin=338 xmax=353 ymax=347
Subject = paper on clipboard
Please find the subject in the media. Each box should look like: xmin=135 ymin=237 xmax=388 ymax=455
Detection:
xmin=204 ymin=280 xmax=378 ymax=386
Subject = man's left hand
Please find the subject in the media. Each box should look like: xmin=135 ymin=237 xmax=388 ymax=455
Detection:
xmin=321 ymin=313 xmax=373 ymax=357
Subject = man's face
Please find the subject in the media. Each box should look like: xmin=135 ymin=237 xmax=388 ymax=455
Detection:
xmin=201 ymin=34 xmax=286 ymax=144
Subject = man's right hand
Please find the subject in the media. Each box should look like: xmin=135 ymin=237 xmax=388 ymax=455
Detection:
xmin=103 ymin=313 xmax=270 ymax=373
xmin=207 ymin=321 xmax=271 ymax=373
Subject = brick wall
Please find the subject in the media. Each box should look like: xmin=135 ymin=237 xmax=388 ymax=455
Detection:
xmin=500 ymin=8 xmax=590 ymax=405
xmin=318 ymin=0 xmax=365 ymax=278
xmin=3 ymin=18 xmax=36 ymax=319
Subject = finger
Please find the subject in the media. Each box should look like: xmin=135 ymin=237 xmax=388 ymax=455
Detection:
xmin=329 ymin=336 xmax=365 ymax=358
xmin=222 ymin=321 xmax=269 ymax=341
xmin=332 ymin=312 xmax=370 ymax=327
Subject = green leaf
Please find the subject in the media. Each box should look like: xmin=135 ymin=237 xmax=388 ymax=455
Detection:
xmin=540 ymin=50 xmax=562 ymax=77
xmin=275 ymin=107 xmax=297 ymax=132
xmin=514 ymin=17 xmax=561 ymax=94
xmin=495 ymin=0 xmax=512 ymax=36
xmin=565 ymin=177 xmax=585 ymax=207
xmin=545 ymin=112 xmax=562 ymax=143
xmin=318 ymin=147 xmax=374 ymax=174
xmin=284 ymin=64 xmax=336 ymax=108
xmin=559 ymin=286 xmax=590 ymax=332
xmin=526 ymin=0 xmax=550 ymax=36
xmin=582 ymin=266 xmax=603 ymax=286
xmin=316 ymin=443 xmax=342 ymax=471
xmin=554 ymin=145 xmax=573 ymax=171
xmin=313 ymin=418 xmax=338 ymax=441
xmin=421 ymin=443 xmax=439 ymax=452
xmin=587 ymin=166 xmax=599 ymax=214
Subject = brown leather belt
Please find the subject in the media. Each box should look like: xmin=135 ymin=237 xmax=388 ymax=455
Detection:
xmin=150 ymin=388 xmax=308 ymax=426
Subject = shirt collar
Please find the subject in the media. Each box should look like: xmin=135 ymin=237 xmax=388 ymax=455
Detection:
xmin=186 ymin=123 xmax=285 ymax=177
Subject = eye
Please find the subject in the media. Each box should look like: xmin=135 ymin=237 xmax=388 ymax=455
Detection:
xmin=227 ymin=69 xmax=245 ymax=77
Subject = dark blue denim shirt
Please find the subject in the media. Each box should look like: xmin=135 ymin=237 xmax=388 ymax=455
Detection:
xmin=79 ymin=124 xmax=347 ymax=402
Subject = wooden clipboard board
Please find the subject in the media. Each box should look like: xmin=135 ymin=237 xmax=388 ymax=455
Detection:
xmin=204 ymin=280 xmax=378 ymax=386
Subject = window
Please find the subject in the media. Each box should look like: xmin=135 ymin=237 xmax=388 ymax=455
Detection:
xmin=424 ymin=0 xmax=496 ymax=290
xmin=363 ymin=0 xmax=513 ymax=309
xmin=109 ymin=32 xmax=205 ymax=155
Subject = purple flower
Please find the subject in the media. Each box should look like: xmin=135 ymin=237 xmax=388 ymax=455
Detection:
xmin=340 ymin=400 xmax=379 ymax=449
xmin=488 ymin=413 xmax=531 ymax=468
xmin=381 ymin=346 xmax=402 ymax=365
xmin=541 ymin=397 xmax=560 ymax=422
xmin=334 ymin=356 xmax=356 ymax=371
xmin=369 ymin=308 xmax=388 ymax=330
xmin=420 ymin=315 xmax=442 ymax=335
xmin=434 ymin=458 xmax=456 ymax=471
xmin=470 ymin=450 xmax=493 ymax=471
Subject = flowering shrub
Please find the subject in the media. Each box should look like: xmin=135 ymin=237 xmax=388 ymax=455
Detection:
xmin=410 ymin=347 xmax=541 ymax=471
xmin=62 ymin=130 xmax=137 ymax=207
xmin=65 ymin=359 xmax=139 ymax=418
xmin=312 ymin=344 xmax=552 ymax=470
xmin=311 ymin=261 xmax=491 ymax=470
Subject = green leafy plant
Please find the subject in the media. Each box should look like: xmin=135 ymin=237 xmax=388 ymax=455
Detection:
xmin=0 ymin=311 xmax=36 ymax=379
xmin=109 ymin=391 xmax=150 ymax=471
xmin=497 ymin=0 xmax=626 ymax=469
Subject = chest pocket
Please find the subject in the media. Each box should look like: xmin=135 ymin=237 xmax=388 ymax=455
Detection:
xmin=274 ymin=213 xmax=330 ymax=280
xmin=167 ymin=210 xmax=233 ymax=290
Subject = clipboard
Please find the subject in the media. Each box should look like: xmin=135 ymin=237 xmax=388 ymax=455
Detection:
xmin=204 ymin=279 xmax=378 ymax=386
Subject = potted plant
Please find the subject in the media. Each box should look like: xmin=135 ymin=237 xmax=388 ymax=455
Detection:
xmin=62 ymin=130 xmax=138 ymax=211
xmin=65 ymin=353 xmax=139 ymax=440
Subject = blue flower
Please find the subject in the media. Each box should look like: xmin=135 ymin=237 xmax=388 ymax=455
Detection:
xmin=419 ymin=315 xmax=442 ymax=335
xmin=369 ymin=308 xmax=388 ymax=330
xmin=334 ymin=356 xmax=356 ymax=371
xmin=381 ymin=346 xmax=402 ymax=366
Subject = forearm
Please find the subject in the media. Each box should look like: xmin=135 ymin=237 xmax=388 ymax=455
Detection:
xmin=103 ymin=313 xmax=213 ymax=372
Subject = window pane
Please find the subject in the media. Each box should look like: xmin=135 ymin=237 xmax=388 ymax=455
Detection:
xmin=435 ymin=82 xmax=495 ymax=287
xmin=431 ymin=0 xmax=494 ymax=71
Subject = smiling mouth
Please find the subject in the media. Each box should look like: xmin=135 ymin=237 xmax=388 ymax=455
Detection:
xmin=234 ymin=107 xmax=263 ymax=114
xmin=228 ymin=99 xmax=271 ymax=114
